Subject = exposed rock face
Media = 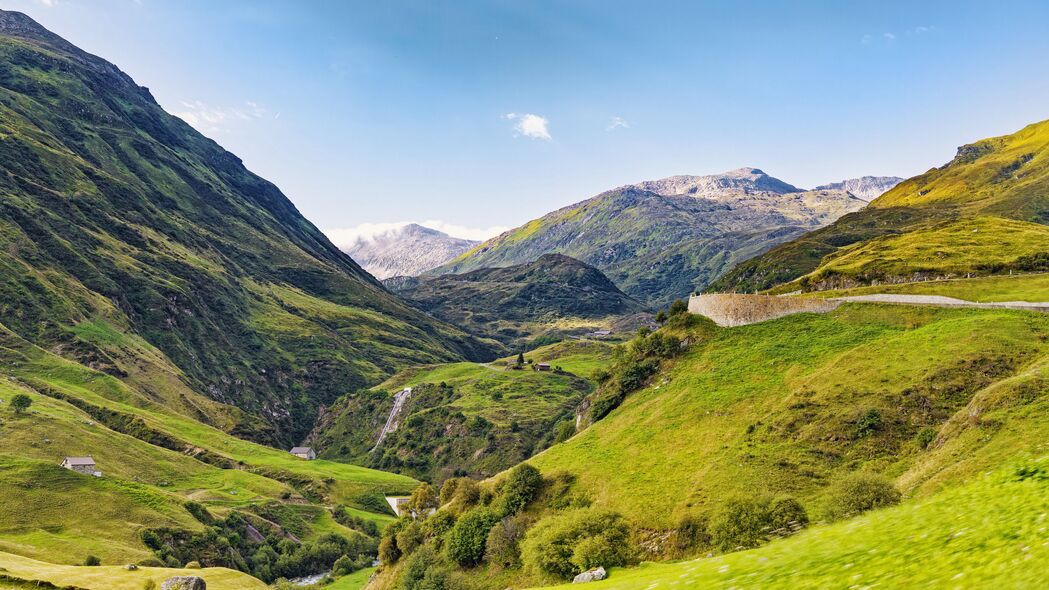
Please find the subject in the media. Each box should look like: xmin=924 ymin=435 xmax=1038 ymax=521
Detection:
xmin=815 ymin=176 xmax=904 ymax=202
xmin=573 ymin=567 xmax=607 ymax=583
xmin=343 ymin=223 xmax=479 ymax=279
xmin=161 ymin=577 xmax=206 ymax=590
xmin=630 ymin=167 xmax=801 ymax=197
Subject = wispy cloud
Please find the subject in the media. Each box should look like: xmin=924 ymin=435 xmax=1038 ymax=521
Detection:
xmin=34 ymin=0 xmax=58 ymax=6
xmin=863 ymin=25 xmax=935 ymax=45
xmin=504 ymin=113 xmax=551 ymax=140
xmin=325 ymin=220 xmax=510 ymax=247
xmin=607 ymin=116 xmax=630 ymax=131
xmin=173 ymin=100 xmax=270 ymax=134
xmin=883 ymin=32 xmax=896 ymax=41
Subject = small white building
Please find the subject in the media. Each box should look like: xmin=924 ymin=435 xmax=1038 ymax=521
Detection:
xmin=61 ymin=456 xmax=101 ymax=477
xmin=386 ymin=496 xmax=411 ymax=517
xmin=289 ymin=446 xmax=316 ymax=460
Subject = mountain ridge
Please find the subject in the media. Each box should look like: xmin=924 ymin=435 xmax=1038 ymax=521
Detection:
xmin=343 ymin=223 xmax=479 ymax=279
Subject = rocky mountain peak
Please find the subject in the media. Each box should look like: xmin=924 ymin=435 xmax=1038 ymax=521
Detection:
xmin=628 ymin=167 xmax=802 ymax=198
xmin=814 ymin=176 xmax=904 ymax=202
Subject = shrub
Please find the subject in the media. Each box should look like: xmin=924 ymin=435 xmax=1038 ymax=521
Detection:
xmin=825 ymin=473 xmax=901 ymax=520
xmin=553 ymin=419 xmax=575 ymax=444
xmin=915 ymin=426 xmax=937 ymax=449
xmin=498 ymin=464 xmax=543 ymax=516
xmin=84 ymin=555 xmax=101 ymax=566
xmin=421 ymin=510 xmax=455 ymax=544
xmin=442 ymin=477 xmax=480 ymax=514
xmin=331 ymin=554 xmax=357 ymax=576
xmin=485 ymin=515 xmax=528 ymax=569
xmin=396 ymin=521 xmax=424 ymax=556
xmin=854 ymin=408 xmax=883 ymax=438
xmin=710 ymin=495 xmax=808 ymax=551
xmin=10 ymin=394 xmax=31 ymax=414
xmin=400 ymin=546 xmax=446 ymax=590
xmin=668 ymin=299 xmax=688 ymax=316
xmin=520 ymin=508 xmax=631 ymax=580
xmin=446 ymin=508 xmax=498 ymax=567
xmin=672 ymin=514 xmax=710 ymax=554
xmin=378 ymin=535 xmax=400 ymax=565
xmin=184 ymin=560 xmax=201 ymax=569
xmin=143 ymin=581 xmax=157 ymax=590
xmin=137 ymin=558 xmax=164 ymax=567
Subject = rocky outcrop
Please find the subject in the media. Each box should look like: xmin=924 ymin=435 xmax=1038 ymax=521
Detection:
xmin=573 ymin=567 xmax=607 ymax=583
xmin=161 ymin=577 xmax=206 ymax=590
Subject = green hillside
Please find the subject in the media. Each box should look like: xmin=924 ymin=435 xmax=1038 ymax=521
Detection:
xmin=386 ymin=254 xmax=648 ymax=347
xmin=0 ymin=10 xmax=491 ymax=446
xmin=311 ymin=340 xmax=615 ymax=482
xmin=712 ymin=119 xmax=1049 ymax=293
xmin=534 ymin=456 xmax=1049 ymax=589
xmin=433 ymin=171 xmax=864 ymax=308
xmin=364 ymin=301 xmax=1049 ymax=589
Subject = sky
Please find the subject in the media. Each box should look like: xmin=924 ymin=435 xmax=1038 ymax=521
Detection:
xmin=7 ymin=0 xmax=1049 ymax=244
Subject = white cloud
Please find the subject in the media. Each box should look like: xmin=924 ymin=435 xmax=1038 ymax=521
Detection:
xmin=883 ymin=32 xmax=896 ymax=41
xmin=324 ymin=220 xmax=510 ymax=247
xmin=173 ymin=100 xmax=270 ymax=134
xmin=607 ymin=116 xmax=630 ymax=131
xmin=504 ymin=113 xmax=551 ymax=140
xmin=34 ymin=0 xmax=58 ymax=6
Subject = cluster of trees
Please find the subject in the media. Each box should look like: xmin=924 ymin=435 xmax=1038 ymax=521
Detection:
xmin=589 ymin=327 xmax=682 ymax=421
xmin=378 ymin=464 xmax=633 ymax=587
xmin=141 ymin=502 xmax=376 ymax=583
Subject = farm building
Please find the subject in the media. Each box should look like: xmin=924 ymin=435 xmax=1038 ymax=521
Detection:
xmin=290 ymin=446 xmax=316 ymax=460
xmin=61 ymin=456 xmax=101 ymax=477
xmin=535 ymin=362 xmax=552 ymax=371
xmin=386 ymin=496 xmax=411 ymax=517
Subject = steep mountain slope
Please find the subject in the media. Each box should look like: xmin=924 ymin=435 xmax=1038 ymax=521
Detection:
xmin=387 ymin=254 xmax=648 ymax=346
xmin=0 ymin=10 xmax=490 ymax=443
xmin=712 ymin=119 xmax=1049 ymax=293
xmin=310 ymin=340 xmax=615 ymax=482
xmin=342 ymin=223 xmax=479 ymax=279
xmin=815 ymin=175 xmax=904 ymax=201
xmin=433 ymin=168 xmax=865 ymax=307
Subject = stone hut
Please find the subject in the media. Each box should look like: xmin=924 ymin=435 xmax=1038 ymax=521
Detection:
xmin=61 ymin=456 xmax=101 ymax=477
xmin=289 ymin=446 xmax=316 ymax=460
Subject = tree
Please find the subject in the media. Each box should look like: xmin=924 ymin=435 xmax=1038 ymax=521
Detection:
xmin=447 ymin=508 xmax=498 ymax=567
xmin=516 ymin=352 xmax=525 ymax=366
xmin=668 ymin=299 xmax=688 ymax=316
xmin=824 ymin=473 xmax=900 ymax=520
xmin=84 ymin=555 xmax=101 ymax=566
xmin=10 ymin=393 xmax=31 ymax=414
xmin=520 ymin=508 xmax=631 ymax=579
xmin=499 ymin=464 xmax=543 ymax=516
xmin=408 ymin=483 xmax=438 ymax=517
xmin=655 ymin=310 xmax=667 ymax=324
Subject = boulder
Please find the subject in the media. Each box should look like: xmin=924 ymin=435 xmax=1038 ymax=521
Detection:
xmin=572 ymin=567 xmax=607 ymax=583
xmin=161 ymin=576 xmax=206 ymax=590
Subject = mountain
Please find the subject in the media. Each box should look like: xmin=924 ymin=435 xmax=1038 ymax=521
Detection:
xmin=0 ymin=9 xmax=492 ymax=444
xmin=386 ymin=253 xmax=649 ymax=347
xmin=814 ymin=175 xmax=904 ymax=201
xmin=432 ymin=168 xmax=866 ymax=308
xmin=342 ymin=223 xmax=479 ymax=279
xmin=711 ymin=120 xmax=1049 ymax=293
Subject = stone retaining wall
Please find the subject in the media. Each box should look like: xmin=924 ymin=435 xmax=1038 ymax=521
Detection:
xmin=688 ymin=294 xmax=841 ymax=327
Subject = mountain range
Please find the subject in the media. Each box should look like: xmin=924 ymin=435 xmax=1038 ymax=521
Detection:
xmin=432 ymin=168 xmax=881 ymax=307
xmin=342 ymin=223 xmax=479 ymax=279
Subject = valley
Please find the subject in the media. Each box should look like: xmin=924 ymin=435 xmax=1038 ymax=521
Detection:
xmin=0 ymin=5 xmax=1046 ymax=590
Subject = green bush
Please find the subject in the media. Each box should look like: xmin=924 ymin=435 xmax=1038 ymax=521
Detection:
xmin=520 ymin=508 xmax=630 ymax=580
xmin=553 ymin=419 xmax=575 ymax=444
xmin=441 ymin=477 xmax=480 ymax=515
xmin=854 ymin=408 xmax=883 ymax=438
xmin=825 ymin=473 xmax=901 ymax=520
xmin=710 ymin=495 xmax=808 ymax=551
xmin=498 ymin=464 xmax=542 ymax=516
xmin=672 ymin=514 xmax=710 ymax=554
xmin=83 ymin=555 xmax=101 ymax=566
xmin=184 ymin=560 xmax=201 ymax=569
xmin=446 ymin=508 xmax=498 ymax=567
xmin=485 ymin=514 xmax=528 ymax=569
xmin=400 ymin=546 xmax=446 ymax=590
xmin=915 ymin=426 xmax=937 ymax=449
xmin=378 ymin=536 xmax=400 ymax=565
xmin=143 ymin=581 xmax=157 ymax=590
xmin=331 ymin=554 xmax=357 ymax=576
xmin=396 ymin=521 xmax=424 ymax=556
xmin=9 ymin=393 xmax=31 ymax=414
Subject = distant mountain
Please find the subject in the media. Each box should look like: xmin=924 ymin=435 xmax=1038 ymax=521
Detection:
xmin=433 ymin=168 xmax=866 ymax=307
xmin=343 ymin=223 xmax=479 ymax=279
xmin=815 ymin=176 xmax=904 ymax=202
xmin=0 ymin=9 xmax=492 ymax=444
xmin=387 ymin=253 xmax=649 ymax=347
xmin=711 ymin=119 xmax=1049 ymax=293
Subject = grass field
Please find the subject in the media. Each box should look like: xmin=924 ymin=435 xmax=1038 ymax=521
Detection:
xmin=529 ymin=303 xmax=1049 ymax=525
xmin=803 ymin=272 xmax=1049 ymax=302
xmin=0 ymin=551 xmax=268 ymax=590
xmin=534 ymin=455 xmax=1049 ymax=589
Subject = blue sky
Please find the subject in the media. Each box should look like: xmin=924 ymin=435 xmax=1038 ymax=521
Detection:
xmin=9 ymin=0 xmax=1049 ymax=243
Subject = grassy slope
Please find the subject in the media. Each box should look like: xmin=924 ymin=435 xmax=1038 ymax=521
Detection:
xmin=313 ymin=340 xmax=615 ymax=481
xmin=0 ymin=17 xmax=491 ymax=446
xmin=529 ymin=304 xmax=1049 ymax=525
xmin=535 ymin=457 xmax=1049 ymax=589
xmin=0 ymin=551 xmax=268 ymax=590
xmin=711 ymin=118 xmax=1049 ymax=293
xmin=802 ymin=271 xmax=1049 ymax=302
